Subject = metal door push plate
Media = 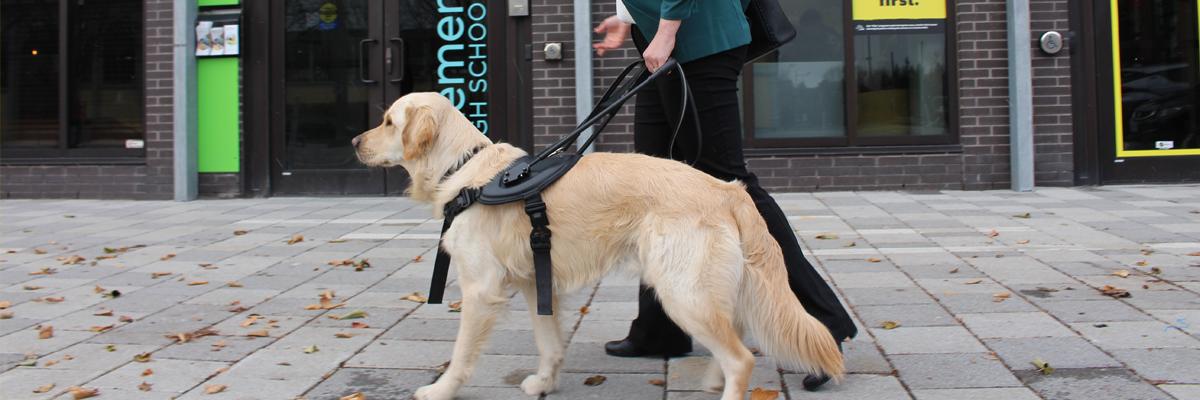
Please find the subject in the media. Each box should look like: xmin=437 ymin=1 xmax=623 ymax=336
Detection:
xmin=1040 ymin=31 xmax=1064 ymax=55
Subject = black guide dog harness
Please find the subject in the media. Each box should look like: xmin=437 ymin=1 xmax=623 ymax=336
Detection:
xmin=427 ymin=59 xmax=699 ymax=315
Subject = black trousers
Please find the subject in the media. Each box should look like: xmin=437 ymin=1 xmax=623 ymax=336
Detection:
xmin=624 ymin=36 xmax=858 ymax=350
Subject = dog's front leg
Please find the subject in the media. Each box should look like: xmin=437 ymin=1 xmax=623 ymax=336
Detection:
xmin=415 ymin=264 xmax=507 ymax=400
xmin=517 ymin=282 xmax=563 ymax=396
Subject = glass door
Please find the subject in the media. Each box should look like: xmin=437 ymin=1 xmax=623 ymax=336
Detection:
xmin=1099 ymin=0 xmax=1200 ymax=183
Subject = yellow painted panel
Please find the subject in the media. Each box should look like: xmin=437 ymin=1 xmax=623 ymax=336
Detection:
xmin=853 ymin=0 xmax=946 ymax=21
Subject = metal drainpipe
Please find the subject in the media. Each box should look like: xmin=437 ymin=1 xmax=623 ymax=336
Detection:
xmin=173 ymin=0 xmax=198 ymax=201
xmin=1007 ymin=0 xmax=1035 ymax=192
xmin=573 ymin=0 xmax=595 ymax=152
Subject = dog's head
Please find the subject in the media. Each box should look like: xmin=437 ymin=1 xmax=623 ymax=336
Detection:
xmin=353 ymin=92 xmax=455 ymax=168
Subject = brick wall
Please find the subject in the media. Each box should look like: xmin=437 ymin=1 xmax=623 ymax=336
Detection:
xmin=529 ymin=0 xmax=1075 ymax=191
xmin=0 ymin=0 xmax=175 ymax=199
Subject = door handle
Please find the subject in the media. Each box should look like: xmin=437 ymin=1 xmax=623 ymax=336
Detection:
xmin=358 ymin=38 xmax=379 ymax=84
xmin=389 ymin=37 xmax=406 ymax=84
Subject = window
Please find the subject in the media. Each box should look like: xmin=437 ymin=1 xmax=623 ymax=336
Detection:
xmin=1 ymin=0 xmax=145 ymax=161
xmin=743 ymin=0 xmax=956 ymax=148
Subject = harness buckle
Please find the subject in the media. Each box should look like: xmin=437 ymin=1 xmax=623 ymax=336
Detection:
xmin=502 ymin=162 xmax=532 ymax=187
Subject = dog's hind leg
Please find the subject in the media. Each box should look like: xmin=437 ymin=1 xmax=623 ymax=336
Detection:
xmin=517 ymin=282 xmax=564 ymax=396
xmin=414 ymin=259 xmax=508 ymax=400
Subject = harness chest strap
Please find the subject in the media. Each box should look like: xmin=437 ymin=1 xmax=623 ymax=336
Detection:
xmin=428 ymin=189 xmax=556 ymax=316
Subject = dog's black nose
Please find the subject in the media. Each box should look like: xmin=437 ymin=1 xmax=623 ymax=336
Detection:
xmin=351 ymin=135 xmax=362 ymax=148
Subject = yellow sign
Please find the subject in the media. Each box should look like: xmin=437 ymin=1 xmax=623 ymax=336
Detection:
xmin=319 ymin=3 xmax=338 ymax=24
xmin=853 ymin=0 xmax=947 ymax=20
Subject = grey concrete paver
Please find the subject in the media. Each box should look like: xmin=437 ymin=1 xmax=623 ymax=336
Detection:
xmin=1 ymin=186 xmax=1199 ymax=399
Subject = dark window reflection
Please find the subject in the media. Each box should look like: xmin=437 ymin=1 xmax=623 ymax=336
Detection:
xmin=68 ymin=0 xmax=144 ymax=148
xmin=1 ymin=0 xmax=60 ymax=148
xmin=750 ymin=0 xmax=846 ymax=139
xmin=855 ymin=33 xmax=947 ymax=137
xmin=1116 ymin=0 xmax=1199 ymax=151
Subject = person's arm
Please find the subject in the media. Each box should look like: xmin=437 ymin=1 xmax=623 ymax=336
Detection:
xmin=593 ymin=1 xmax=632 ymax=56
xmin=641 ymin=18 xmax=680 ymax=72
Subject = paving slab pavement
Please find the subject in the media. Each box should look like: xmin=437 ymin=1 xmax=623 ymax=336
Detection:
xmin=1 ymin=185 xmax=1199 ymax=399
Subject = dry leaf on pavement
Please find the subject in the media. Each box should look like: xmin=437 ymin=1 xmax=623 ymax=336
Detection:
xmin=233 ymin=229 xmax=249 ymax=236
xmin=1099 ymin=285 xmax=1131 ymax=298
xmin=138 ymin=381 xmax=152 ymax=392
xmin=1113 ymin=270 xmax=1130 ymax=278
xmin=448 ymin=301 xmax=463 ymax=313
xmin=993 ymin=292 xmax=1011 ymax=302
xmin=0 ymin=311 xmax=12 ymax=319
xmin=29 ymin=267 xmax=56 ymax=275
xmin=867 ymin=257 xmax=882 ymax=263
xmin=964 ymin=279 xmax=983 ymax=285
xmin=32 ymin=383 xmax=55 ymax=393
xmin=287 ymin=234 xmax=304 ymax=245
xmin=188 ymin=280 xmax=209 ymax=286
xmin=142 ymin=368 xmax=154 ymax=376
xmin=815 ymin=233 xmax=839 ymax=240
xmin=93 ymin=309 xmax=113 ymax=316
xmin=881 ymin=320 xmax=900 ymax=330
xmin=205 ymin=384 xmax=227 ymax=394
xmin=67 ymin=386 xmax=99 ymax=399
xmin=578 ymin=305 xmax=589 ymax=315
xmin=648 ymin=378 xmax=665 ymax=386
xmin=160 ymin=253 xmax=176 ymax=261
xmin=133 ymin=352 xmax=152 ymax=362
xmin=61 ymin=255 xmax=85 ymax=265
xmin=750 ymin=388 xmax=780 ymax=400
xmin=42 ymin=296 xmax=65 ymax=303
xmin=402 ymin=292 xmax=428 ymax=303
xmin=226 ymin=281 xmax=244 ymax=288
xmin=151 ymin=272 xmax=172 ymax=279
xmin=38 ymin=325 xmax=54 ymax=339
xmin=340 ymin=393 xmax=366 ymax=400
xmin=0 ymin=300 xmax=10 ymax=309
xmin=350 ymin=322 xmax=370 ymax=329
xmin=333 ymin=310 xmax=367 ymax=320
xmin=335 ymin=332 xmax=355 ymax=338
xmin=303 ymin=345 xmax=319 ymax=354
xmin=583 ymin=375 xmax=607 ymax=386
xmin=246 ymin=330 xmax=270 ymax=337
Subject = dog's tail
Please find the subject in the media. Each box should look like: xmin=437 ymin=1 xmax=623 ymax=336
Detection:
xmin=731 ymin=193 xmax=845 ymax=381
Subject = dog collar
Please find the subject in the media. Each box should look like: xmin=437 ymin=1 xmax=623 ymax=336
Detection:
xmin=438 ymin=144 xmax=489 ymax=186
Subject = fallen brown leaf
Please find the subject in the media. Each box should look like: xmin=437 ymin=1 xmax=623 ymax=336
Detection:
xmin=1113 ymin=270 xmax=1131 ymax=278
xmin=160 ymin=253 xmax=176 ymax=261
xmin=447 ymin=301 xmax=463 ymax=313
xmin=332 ymin=310 xmax=367 ymax=320
xmin=287 ymin=234 xmax=304 ymax=245
xmin=38 ymin=325 xmax=54 ymax=339
xmin=1150 ymin=267 xmax=1163 ymax=275
xmin=0 ymin=311 xmax=12 ymax=319
xmin=350 ymin=322 xmax=370 ymax=329
xmin=964 ymin=279 xmax=983 ymax=285
xmin=246 ymin=330 xmax=270 ymax=337
xmin=90 ymin=324 xmax=114 ymax=333
xmin=188 ymin=280 xmax=209 ymax=286
xmin=151 ymin=272 xmax=172 ymax=279
xmin=1099 ymin=285 xmax=1131 ymax=298
xmin=133 ymin=352 xmax=151 ymax=362
xmin=0 ymin=300 xmax=11 ymax=309
xmin=948 ymin=268 xmax=960 ymax=274
xmin=199 ymin=263 xmax=217 ymax=270
xmin=867 ymin=257 xmax=882 ymax=263
xmin=29 ymin=267 xmax=56 ymax=276
xmin=34 ymin=248 xmax=48 ymax=254
xmin=93 ymin=309 xmax=113 ymax=316
xmin=335 ymin=332 xmax=355 ymax=338
xmin=750 ymin=387 xmax=780 ymax=400
xmin=67 ymin=386 xmax=99 ymax=399
xmin=583 ymin=375 xmax=607 ymax=386
xmin=211 ymin=340 xmax=227 ymax=351
xmin=119 ymin=315 xmax=134 ymax=323
xmin=1187 ymin=251 xmax=1200 ymax=257
xmin=303 ymin=345 xmax=319 ymax=354
xmin=205 ymin=384 xmax=227 ymax=394
xmin=815 ymin=233 xmax=839 ymax=240
xmin=142 ymin=368 xmax=154 ymax=376
xmin=579 ymin=305 xmax=589 ymax=315
xmin=412 ymin=255 xmax=424 ymax=262
xmin=42 ymin=296 xmax=65 ymax=303
xmin=993 ymin=292 xmax=1011 ymax=302
xmin=32 ymin=383 xmax=55 ymax=393
xmin=881 ymin=320 xmax=900 ymax=330
xmin=23 ymin=285 xmax=44 ymax=290
xmin=328 ymin=259 xmax=354 ymax=267
xmin=61 ymin=255 xmax=85 ymax=265
xmin=402 ymin=292 xmax=427 ymax=303
xmin=1017 ymin=240 xmax=1031 ymax=244
xmin=43 ymin=359 xmax=59 ymax=367
xmin=166 ymin=327 xmax=218 ymax=343
xmin=1136 ymin=260 xmax=1149 ymax=267
xmin=233 ymin=229 xmax=249 ymax=236
xmin=987 ymin=229 xmax=1000 ymax=238
xmin=648 ymin=378 xmax=666 ymax=387
xmin=226 ymin=281 xmax=244 ymax=288
xmin=138 ymin=381 xmax=153 ymax=392
xmin=228 ymin=305 xmax=249 ymax=313
xmin=1013 ymin=212 xmax=1031 ymax=219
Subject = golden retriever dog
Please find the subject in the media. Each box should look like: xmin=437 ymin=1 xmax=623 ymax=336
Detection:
xmin=353 ymin=92 xmax=844 ymax=400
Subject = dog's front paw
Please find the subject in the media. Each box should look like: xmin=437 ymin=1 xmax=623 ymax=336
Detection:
xmin=520 ymin=374 xmax=556 ymax=396
xmin=414 ymin=384 xmax=453 ymax=400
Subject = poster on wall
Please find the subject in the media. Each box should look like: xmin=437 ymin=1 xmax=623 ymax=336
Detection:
xmin=852 ymin=0 xmax=946 ymax=33
xmin=433 ymin=0 xmax=491 ymax=134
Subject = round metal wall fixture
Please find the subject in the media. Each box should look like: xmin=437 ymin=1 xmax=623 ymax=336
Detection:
xmin=1040 ymin=31 xmax=1064 ymax=55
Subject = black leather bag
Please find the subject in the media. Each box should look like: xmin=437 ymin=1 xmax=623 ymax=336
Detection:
xmin=744 ymin=0 xmax=797 ymax=63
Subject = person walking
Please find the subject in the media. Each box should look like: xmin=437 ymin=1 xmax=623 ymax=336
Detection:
xmin=592 ymin=0 xmax=858 ymax=390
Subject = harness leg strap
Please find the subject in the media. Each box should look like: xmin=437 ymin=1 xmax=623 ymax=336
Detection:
xmin=428 ymin=216 xmax=454 ymax=305
xmin=525 ymin=194 xmax=554 ymax=315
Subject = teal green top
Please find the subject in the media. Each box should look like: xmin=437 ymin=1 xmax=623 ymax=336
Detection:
xmin=622 ymin=0 xmax=751 ymax=63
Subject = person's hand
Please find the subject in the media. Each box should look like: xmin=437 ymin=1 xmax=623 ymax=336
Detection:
xmin=593 ymin=15 xmax=630 ymax=57
xmin=643 ymin=19 xmax=680 ymax=72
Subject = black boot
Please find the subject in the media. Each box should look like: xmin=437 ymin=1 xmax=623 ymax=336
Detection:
xmin=604 ymin=337 xmax=691 ymax=358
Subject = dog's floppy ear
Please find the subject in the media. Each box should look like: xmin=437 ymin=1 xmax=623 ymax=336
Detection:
xmin=402 ymin=104 xmax=437 ymax=160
